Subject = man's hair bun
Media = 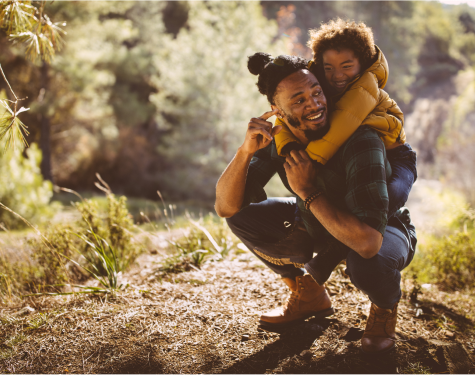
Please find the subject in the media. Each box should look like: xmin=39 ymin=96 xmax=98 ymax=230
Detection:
xmin=248 ymin=52 xmax=273 ymax=76
xmin=248 ymin=52 xmax=309 ymax=105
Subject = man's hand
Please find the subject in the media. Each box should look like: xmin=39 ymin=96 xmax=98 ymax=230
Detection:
xmin=284 ymin=150 xmax=318 ymax=199
xmin=240 ymin=109 xmax=282 ymax=156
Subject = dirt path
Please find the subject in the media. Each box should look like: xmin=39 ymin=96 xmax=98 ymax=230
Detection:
xmin=1 ymin=250 xmax=474 ymax=374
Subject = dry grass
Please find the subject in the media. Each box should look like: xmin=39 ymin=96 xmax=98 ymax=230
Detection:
xmin=1 ymin=251 xmax=474 ymax=374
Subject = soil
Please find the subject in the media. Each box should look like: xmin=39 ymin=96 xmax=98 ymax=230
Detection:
xmin=1 ymin=251 xmax=474 ymax=374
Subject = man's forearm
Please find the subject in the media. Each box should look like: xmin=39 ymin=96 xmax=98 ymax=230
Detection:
xmin=307 ymin=193 xmax=383 ymax=259
xmin=215 ymin=147 xmax=253 ymax=218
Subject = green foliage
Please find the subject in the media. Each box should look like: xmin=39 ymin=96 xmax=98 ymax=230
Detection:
xmin=151 ymin=1 xmax=286 ymax=200
xmin=0 ymin=142 xmax=57 ymax=230
xmin=69 ymin=228 xmax=124 ymax=292
xmin=410 ymin=231 xmax=475 ymax=291
xmin=75 ymin=194 xmax=141 ymax=275
xmin=161 ymin=215 xmax=240 ymax=273
xmin=408 ymin=198 xmax=475 ymax=291
xmin=0 ymin=191 xmax=141 ymax=299
xmin=0 ymin=0 xmax=65 ymax=62
xmin=29 ymin=224 xmax=72 ymax=287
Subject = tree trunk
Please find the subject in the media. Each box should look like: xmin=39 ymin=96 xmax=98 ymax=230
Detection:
xmin=39 ymin=62 xmax=53 ymax=182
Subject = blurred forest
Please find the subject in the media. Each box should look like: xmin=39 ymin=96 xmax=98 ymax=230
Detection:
xmin=1 ymin=0 xmax=475 ymax=208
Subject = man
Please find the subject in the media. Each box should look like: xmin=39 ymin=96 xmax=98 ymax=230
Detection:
xmin=215 ymin=53 xmax=416 ymax=354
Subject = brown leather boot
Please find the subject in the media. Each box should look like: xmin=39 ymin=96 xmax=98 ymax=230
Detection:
xmin=361 ymin=302 xmax=398 ymax=354
xmin=259 ymin=274 xmax=333 ymax=327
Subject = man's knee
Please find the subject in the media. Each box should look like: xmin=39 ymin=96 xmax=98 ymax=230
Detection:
xmin=225 ymin=209 xmax=247 ymax=235
xmin=346 ymin=251 xmax=398 ymax=293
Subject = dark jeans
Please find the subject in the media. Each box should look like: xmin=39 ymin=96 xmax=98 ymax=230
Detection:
xmin=387 ymin=143 xmax=417 ymax=218
xmin=227 ymin=198 xmax=415 ymax=310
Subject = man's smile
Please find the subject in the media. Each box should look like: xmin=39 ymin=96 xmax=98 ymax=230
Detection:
xmin=304 ymin=108 xmax=326 ymax=125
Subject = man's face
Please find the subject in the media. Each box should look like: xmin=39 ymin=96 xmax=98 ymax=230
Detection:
xmin=273 ymin=70 xmax=329 ymax=143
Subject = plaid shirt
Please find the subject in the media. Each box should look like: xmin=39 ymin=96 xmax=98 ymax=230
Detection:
xmin=242 ymin=126 xmax=392 ymax=240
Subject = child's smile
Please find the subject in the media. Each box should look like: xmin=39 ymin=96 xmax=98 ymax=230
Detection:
xmin=322 ymin=48 xmax=362 ymax=94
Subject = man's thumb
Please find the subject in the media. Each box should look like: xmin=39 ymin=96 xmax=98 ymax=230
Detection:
xmin=272 ymin=125 xmax=283 ymax=136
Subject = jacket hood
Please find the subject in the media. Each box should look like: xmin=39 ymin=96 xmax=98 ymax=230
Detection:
xmin=366 ymin=45 xmax=388 ymax=89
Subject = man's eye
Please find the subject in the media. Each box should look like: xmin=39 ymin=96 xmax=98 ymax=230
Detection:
xmin=313 ymin=90 xmax=322 ymax=96
xmin=295 ymin=99 xmax=304 ymax=104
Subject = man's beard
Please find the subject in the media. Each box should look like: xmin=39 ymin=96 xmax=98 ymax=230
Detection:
xmin=286 ymin=112 xmax=330 ymax=141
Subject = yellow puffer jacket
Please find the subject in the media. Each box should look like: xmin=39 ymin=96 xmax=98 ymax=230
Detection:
xmin=274 ymin=46 xmax=406 ymax=164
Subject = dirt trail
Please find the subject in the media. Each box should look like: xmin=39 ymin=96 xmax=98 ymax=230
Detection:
xmin=1 ymin=250 xmax=474 ymax=374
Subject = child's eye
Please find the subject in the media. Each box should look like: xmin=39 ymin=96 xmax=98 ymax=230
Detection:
xmin=324 ymin=67 xmax=332 ymax=71
xmin=344 ymin=65 xmax=353 ymax=69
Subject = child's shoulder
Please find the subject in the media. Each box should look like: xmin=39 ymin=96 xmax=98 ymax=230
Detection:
xmin=363 ymin=45 xmax=388 ymax=89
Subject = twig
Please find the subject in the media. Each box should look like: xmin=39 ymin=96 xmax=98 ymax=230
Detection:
xmin=0 ymin=64 xmax=18 ymax=100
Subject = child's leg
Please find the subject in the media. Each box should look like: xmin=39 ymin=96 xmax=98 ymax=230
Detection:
xmin=387 ymin=144 xmax=418 ymax=218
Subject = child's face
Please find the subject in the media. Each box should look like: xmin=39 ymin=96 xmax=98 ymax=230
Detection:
xmin=322 ymin=48 xmax=361 ymax=94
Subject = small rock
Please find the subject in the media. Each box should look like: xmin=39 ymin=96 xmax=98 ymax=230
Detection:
xmin=241 ymin=334 xmax=249 ymax=342
xmin=16 ymin=306 xmax=35 ymax=316
xmin=300 ymin=350 xmax=313 ymax=360
xmin=444 ymin=330 xmax=455 ymax=339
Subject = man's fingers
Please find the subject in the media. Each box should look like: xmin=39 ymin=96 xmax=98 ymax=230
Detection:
xmin=289 ymin=149 xmax=304 ymax=162
xmin=298 ymin=150 xmax=311 ymax=160
xmin=250 ymin=117 xmax=273 ymax=128
xmin=249 ymin=127 xmax=273 ymax=141
xmin=286 ymin=156 xmax=297 ymax=166
xmin=258 ymin=108 xmax=279 ymax=121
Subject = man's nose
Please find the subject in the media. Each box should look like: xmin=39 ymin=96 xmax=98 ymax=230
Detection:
xmin=307 ymin=95 xmax=321 ymax=109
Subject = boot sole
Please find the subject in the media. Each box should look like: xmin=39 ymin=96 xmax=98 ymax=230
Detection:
xmin=360 ymin=342 xmax=395 ymax=356
xmin=258 ymin=307 xmax=334 ymax=328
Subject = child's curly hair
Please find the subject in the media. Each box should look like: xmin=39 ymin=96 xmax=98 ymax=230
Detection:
xmin=308 ymin=18 xmax=376 ymax=70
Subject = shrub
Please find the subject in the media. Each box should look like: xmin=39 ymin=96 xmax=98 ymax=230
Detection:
xmin=0 ymin=143 xmax=58 ymax=230
xmin=0 ymin=192 xmax=142 ymax=300
xmin=409 ymin=230 xmax=475 ymax=291
xmin=75 ymin=194 xmax=142 ymax=275
xmin=161 ymin=215 xmax=240 ymax=273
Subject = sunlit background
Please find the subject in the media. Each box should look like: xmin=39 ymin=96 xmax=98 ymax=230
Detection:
xmin=1 ymin=0 xmax=475 ymax=299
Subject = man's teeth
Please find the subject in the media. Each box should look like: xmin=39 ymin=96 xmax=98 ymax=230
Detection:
xmin=307 ymin=113 xmax=322 ymax=120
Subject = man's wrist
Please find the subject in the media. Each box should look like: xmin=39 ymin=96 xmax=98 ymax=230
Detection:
xmin=298 ymin=187 xmax=318 ymax=201
xmin=236 ymin=146 xmax=255 ymax=160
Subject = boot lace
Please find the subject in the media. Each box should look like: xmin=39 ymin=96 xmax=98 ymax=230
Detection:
xmin=283 ymin=290 xmax=299 ymax=314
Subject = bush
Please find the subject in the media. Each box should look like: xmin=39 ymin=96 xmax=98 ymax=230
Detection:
xmin=75 ymin=194 xmax=142 ymax=275
xmin=408 ymin=205 xmax=475 ymax=291
xmin=161 ymin=215 xmax=240 ymax=273
xmin=0 ymin=192 xmax=143 ymax=300
xmin=409 ymin=231 xmax=475 ymax=291
xmin=0 ymin=143 xmax=58 ymax=230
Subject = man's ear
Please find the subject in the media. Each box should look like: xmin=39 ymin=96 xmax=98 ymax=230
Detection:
xmin=271 ymin=105 xmax=283 ymax=119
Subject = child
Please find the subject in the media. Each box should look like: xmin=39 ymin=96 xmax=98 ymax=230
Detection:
xmin=274 ymin=19 xmax=417 ymax=285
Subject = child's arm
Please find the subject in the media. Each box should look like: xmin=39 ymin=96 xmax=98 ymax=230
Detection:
xmin=274 ymin=117 xmax=303 ymax=156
